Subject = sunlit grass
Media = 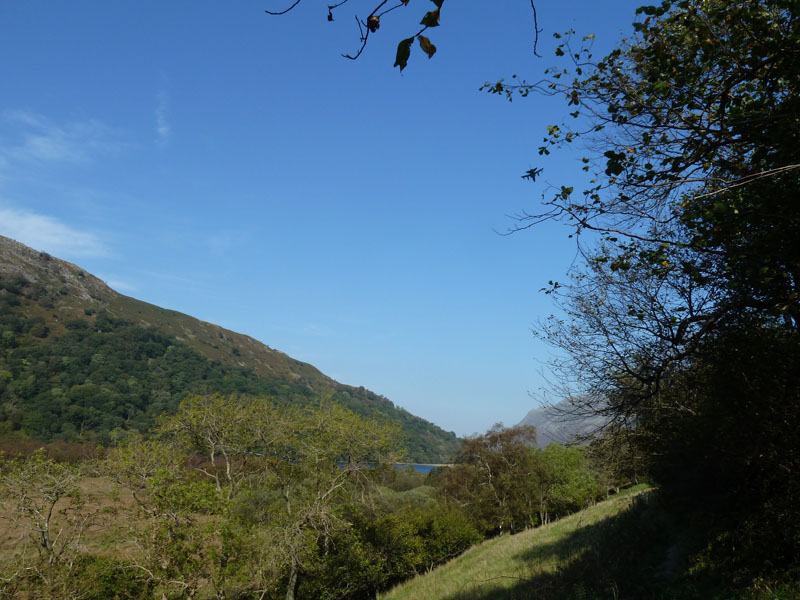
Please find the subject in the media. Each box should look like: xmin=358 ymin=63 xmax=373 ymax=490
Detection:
xmin=380 ymin=484 xmax=650 ymax=600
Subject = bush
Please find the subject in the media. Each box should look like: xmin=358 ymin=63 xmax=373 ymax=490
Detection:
xmin=386 ymin=466 xmax=427 ymax=492
xmin=69 ymin=554 xmax=152 ymax=600
xmin=418 ymin=504 xmax=483 ymax=569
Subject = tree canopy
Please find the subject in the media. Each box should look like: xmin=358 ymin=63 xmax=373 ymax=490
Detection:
xmin=486 ymin=0 xmax=799 ymax=585
xmin=486 ymin=0 xmax=799 ymax=411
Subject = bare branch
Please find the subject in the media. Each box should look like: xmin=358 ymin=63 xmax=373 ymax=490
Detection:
xmin=342 ymin=15 xmax=370 ymax=60
xmin=530 ymin=0 xmax=542 ymax=57
xmin=264 ymin=0 xmax=304 ymax=16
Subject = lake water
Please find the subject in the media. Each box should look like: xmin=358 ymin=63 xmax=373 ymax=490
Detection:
xmin=338 ymin=462 xmax=451 ymax=473
xmin=397 ymin=463 xmax=448 ymax=474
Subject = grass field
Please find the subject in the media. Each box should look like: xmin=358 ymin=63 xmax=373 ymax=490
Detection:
xmin=380 ymin=484 xmax=651 ymax=600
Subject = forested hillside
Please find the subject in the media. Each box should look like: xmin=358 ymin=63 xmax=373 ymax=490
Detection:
xmin=0 ymin=235 xmax=458 ymax=462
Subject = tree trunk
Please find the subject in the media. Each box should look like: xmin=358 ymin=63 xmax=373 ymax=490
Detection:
xmin=285 ymin=563 xmax=299 ymax=600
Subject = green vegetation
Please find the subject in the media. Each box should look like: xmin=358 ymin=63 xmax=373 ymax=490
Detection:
xmin=436 ymin=425 xmax=603 ymax=536
xmin=484 ymin=0 xmax=800 ymax=594
xmin=0 ymin=241 xmax=459 ymax=463
xmin=381 ymin=485 xmax=650 ymax=600
xmin=0 ymin=311 xmax=293 ymax=441
xmin=0 ymin=416 xmax=615 ymax=599
xmin=0 ymin=399 xmax=405 ymax=599
xmin=384 ymin=483 xmax=800 ymax=600
xmin=2 ymin=0 xmax=798 ymax=594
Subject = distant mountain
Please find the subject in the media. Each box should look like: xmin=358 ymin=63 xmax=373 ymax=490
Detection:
xmin=516 ymin=397 xmax=609 ymax=447
xmin=0 ymin=235 xmax=459 ymax=462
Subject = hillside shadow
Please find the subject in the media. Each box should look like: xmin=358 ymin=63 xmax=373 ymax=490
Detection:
xmin=445 ymin=520 xmax=617 ymax=600
xmin=440 ymin=493 xmax=696 ymax=600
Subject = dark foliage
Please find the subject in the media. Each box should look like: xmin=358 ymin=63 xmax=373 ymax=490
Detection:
xmin=638 ymin=326 xmax=800 ymax=584
xmin=0 ymin=311 xmax=308 ymax=444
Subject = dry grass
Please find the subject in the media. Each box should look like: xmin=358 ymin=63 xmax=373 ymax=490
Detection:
xmin=0 ymin=475 xmax=141 ymax=562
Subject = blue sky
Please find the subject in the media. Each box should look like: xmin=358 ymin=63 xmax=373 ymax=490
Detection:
xmin=0 ymin=1 xmax=642 ymax=436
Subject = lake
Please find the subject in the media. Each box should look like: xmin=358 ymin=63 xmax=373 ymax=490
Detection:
xmin=397 ymin=463 xmax=451 ymax=474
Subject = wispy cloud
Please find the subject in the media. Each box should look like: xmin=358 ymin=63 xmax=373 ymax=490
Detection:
xmin=0 ymin=206 xmax=109 ymax=258
xmin=0 ymin=109 xmax=122 ymax=166
xmin=208 ymin=229 xmax=250 ymax=255
xmin=155 ymin=91 xmax=171 ymax=146
xmin=102 ymin=278 xmax=138 ymax=293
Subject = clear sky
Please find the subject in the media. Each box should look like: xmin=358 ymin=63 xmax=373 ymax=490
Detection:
xmin=0 ymin=0 xmax=643 ymax=436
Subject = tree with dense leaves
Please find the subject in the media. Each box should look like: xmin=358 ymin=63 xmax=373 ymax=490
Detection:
xmin=485 ymin=0 xmax=799 ymax=588
xmin=537 ymin=443 xmax=600 ymax=523
xmin=439 ymin=424 xmax=546 ymax=534
xmin=485 ymin=0 xmax=799 ymax=418
xmin=153 ymin=395 xmax=403 ymax=600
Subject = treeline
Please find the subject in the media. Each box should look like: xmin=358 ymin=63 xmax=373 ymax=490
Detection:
xmin=0 ymin=278 xmax=457 ymax=463
xmin=0 ymin=398 xmax=620 ymax=600
xmin=436 ymin=424 xmax=628 ymax=534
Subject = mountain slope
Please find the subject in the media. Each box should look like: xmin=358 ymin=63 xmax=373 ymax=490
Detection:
xmin=0 ymin=235 xmax=458 ymax=462
xmin=517 ymin=397 xmax=610 ymax=447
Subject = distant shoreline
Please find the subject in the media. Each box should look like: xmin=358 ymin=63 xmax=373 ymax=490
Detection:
xmin=395 ymin=463 xmax=453 ymax=474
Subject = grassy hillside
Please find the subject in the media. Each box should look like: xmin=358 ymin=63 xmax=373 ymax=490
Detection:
xmin=381 ymin=482 xmax=800 ymax=600
xmin=0 ymin=235 xmax=459 ymax=462
xmin=381 ymin=485 xmax=650 ymax=600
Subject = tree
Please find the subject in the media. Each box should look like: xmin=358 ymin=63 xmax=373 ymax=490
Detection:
xmin=585 ymin=429 xmax=645 ymax=494
xmin=103 ymin=435 xmax=226 ymax=599
xmin=439 ymin=424 xmax=545 ymax=534
xmin=234 ymin=400 xmax=403 ymax=600
xmin=0 ymin=450 xmax=98 ymax=598
xmin=157 ymin=394 xmax=262 ymax=500
xmin=109 ymin=395 xmax=404 ymax=600
xmin=538 ymin=443 xmax=599 ymax=523
xmin=487 ymin=0 xmax=799 ymax=413
xmin=484 ymin=0 xmax=799 ymax=585
xmin=263 ymin=0 xmax=543 ymax=71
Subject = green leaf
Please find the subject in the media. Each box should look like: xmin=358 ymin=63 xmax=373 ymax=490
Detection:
xmin=394 ymin=37 xmax=414 ymax=71
xmin=431 ymin=0 xmax=444 ymax=7
xmin=603 ymin=150 xmax=626 ymax=176
xmin=420 ymin=8 xmax=440 ymax=27
xmin=652 ymin=80 xmax=669 ymax=96
xmin=418 ymin=35 xmax=436 ymax=59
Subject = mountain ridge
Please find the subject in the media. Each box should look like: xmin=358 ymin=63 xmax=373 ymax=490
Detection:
xmin=0 ymin=235 xmax=458 ymax=462
xmin=516 ymin=397 xmax=610 ymax=447
xmin=0 ymin=235 xmax=334 ymax=387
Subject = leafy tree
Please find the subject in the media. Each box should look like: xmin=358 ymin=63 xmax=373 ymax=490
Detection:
xmin=158 ymin=394 xmax=263 ymax=499
xmin=0 ymin=450 xmax=98 ymax=598
xmin=486 ymin=0 xmax=799 ymax=587
xmin=106 ymin=396 xmax=404 ymax=600
xmin=439 ymin=424 xmax=545 ymax=534
xmin=585 ymin=429 xmax=646 ymax=494
xmin=634 ymin=326 xmax=800 ymax=579
xmin=103 ymin=435 xmax=228 ymax=599
xmin=538 ymin=443 xmax=599 ymax=523
xmin=0 ymin=307 xmax=456 ymax=462
xmin=231 ymin=401 xmax=403 ymax=600
xmin=488 ymin=0 xmax=799 ymax=411
xmin=304 ymin=500 xmax=480 ymax=598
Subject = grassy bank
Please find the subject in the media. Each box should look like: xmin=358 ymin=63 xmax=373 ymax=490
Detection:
xmin=381 ymin=484 xmax=650 ymax=600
